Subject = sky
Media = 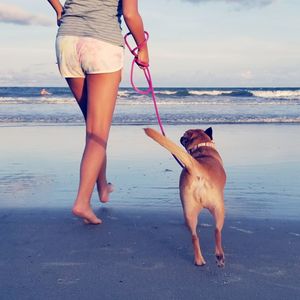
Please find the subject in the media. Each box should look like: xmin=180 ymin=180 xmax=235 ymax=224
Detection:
xmin=0 ymin=0 xmax=299 ymax=87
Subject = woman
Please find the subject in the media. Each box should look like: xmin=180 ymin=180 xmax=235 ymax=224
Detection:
xmin=47 ymin=0 xmax=149 ymax=224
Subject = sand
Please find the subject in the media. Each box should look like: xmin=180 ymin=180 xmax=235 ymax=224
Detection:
xmin=0 ymin=124 xmax=300 ymax=299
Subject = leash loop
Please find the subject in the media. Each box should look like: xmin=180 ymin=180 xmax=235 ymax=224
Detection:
xmin=124 ymin=31 xmax=184 ymax=168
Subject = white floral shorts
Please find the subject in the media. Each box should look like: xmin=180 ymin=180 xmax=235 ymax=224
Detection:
xmin=55 ymin=35 xmax=124 ymax=78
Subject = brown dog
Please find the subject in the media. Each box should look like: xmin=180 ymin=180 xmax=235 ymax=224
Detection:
xmin=144 ymin=127 xmax=226 ymax=267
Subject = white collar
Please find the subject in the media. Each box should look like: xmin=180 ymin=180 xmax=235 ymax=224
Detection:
xmin=188 ymin=141 xmax=215 ymax=154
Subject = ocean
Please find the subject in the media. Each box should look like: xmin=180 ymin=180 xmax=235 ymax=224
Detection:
xmin=0 ymin=87 xmax=300 ymax=125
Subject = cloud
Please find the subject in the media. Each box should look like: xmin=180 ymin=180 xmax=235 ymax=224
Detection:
xmin=182 ymin=0 xmax=275 ymax=8
xmin=0 ymin=3 xmax=52 ymax=26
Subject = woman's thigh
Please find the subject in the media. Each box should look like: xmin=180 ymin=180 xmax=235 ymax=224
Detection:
xmin=85 ymin=71 xmax=122 ymax=140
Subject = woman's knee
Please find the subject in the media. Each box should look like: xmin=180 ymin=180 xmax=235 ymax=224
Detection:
xmin=86 ymin=130 xmax=107 ymax=149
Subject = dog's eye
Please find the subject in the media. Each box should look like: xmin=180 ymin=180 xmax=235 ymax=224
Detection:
xmin=190 ymin=133 xmax=197 ymax=140
xmin=186 ymin=131 xmax=193 ymax=138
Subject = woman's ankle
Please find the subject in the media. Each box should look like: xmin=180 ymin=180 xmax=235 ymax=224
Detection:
xmin=97 ymin=182 xmax=114 ymax=203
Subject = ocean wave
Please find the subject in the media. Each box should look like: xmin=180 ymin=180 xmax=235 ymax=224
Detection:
xmin=252 ymin=90 xmax=300 ymax=99
xmin=1 ymin=87 xmax=300 ymax=126
xmin=117 ymin=98 xmax=236 ymax=105
xmin=117 ymin=99 xmax=200 ymax=105
xmin=2 ymin=95 xmax=299 ymax=107
xmin=137 ymin=89 xmax=253 ymax=98
xmin=39 ymin=97 xmax=74 ymax=104
xmin=125 ymin=88 xmax=300 ymax=99
xmin=1 ymin=114 xmax=300 ymax=125
xmin=189 ymin=90 xmax=231 ymax=96
xmin=157 ymin=90 xmax=178 ymax=95
xmin=118 ymin=91 xmax=131 ymax=97
xmin=153 ymin=89 xmax=300 ymax=99
xmin=116 ymin=97 xmax=299 ymax=106
xmin=0 ymin=97 xmax=74 ymax=105
xmin=2 ymin=88 xmax=300 ymax=105
xmin=113 ymin=116 xmax=300 ymax=125
xmin=225 ymin=90 xmax=254 ymax=97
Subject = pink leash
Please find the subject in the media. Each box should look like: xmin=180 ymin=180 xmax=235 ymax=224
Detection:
xmin=124 ymin=32 xmax=184 ymax=168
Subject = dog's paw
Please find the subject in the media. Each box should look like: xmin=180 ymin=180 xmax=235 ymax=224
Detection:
xmin=216 ymin=254 xmax=225 ymax=268
xmin=194 ymin=259 xmax=206 ymax=267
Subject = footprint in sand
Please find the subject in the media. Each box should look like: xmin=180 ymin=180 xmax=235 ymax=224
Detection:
xmin=222 ymin=276 xmax=242 ymax=285
xmin=57 ymin=278 xmax=80 ymax=285
xmin=117 ymin=261 xmax=165 ymax=271
xmin=107 ymin=215 xmax=119 ymax=220
xmin=229 ymin=226 xmax=253 ymax=234
xmin=200 ymin=223 xmax=213 ymax=228
xmin=134 ymin=262 xmax=165 ymax=271
xmin=249 ymin=267 xmax=286 ymax=278
xmin=289 ymin=232 xmax=300 ymax=237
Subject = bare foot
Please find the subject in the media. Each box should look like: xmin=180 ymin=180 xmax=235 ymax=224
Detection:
xmin=97 ymin=182 xmax=114 ymax=203
xmin=72 ymin=205 xmax=102 ymax=225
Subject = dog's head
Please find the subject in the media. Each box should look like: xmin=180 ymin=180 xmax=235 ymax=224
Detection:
xmin=180 ymin=127 xmax=213 ymax=151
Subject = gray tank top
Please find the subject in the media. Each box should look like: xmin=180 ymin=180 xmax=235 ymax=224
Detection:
xmin=57 ymin=0 xmax=124 ymax=47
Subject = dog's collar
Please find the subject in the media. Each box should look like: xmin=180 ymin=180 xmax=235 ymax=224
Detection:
xmin=188 ymin=141 xmax=215 ymax=154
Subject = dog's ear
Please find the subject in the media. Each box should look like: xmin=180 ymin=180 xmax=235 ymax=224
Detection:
xmin=204 ymin=127 xmax=213 ymax=140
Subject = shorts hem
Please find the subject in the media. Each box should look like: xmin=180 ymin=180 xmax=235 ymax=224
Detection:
xmin=61 ymin=74 xmax=85 ymax=78
xmin=86 ymin=66 xmax=123 ymax=75
xmin=61 ymin=66 xmax=123 ymax=78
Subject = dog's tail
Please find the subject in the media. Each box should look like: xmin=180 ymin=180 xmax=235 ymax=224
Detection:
xmin=144 ymin=128 xmax=197 ymax=173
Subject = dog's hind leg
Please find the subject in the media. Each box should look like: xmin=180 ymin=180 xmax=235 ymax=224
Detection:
xmin=211 ymin=204 xmax=225 ymax=267
xmin=184 ymin=208 xmax=206 ymax=266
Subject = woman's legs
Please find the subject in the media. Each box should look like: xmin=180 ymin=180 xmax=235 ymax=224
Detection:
xmin=66 ymin=77 xmax=88 ymax=121
xmin=67 ymin=71 xmax=121 ymax=224
xmin=66 ymin=77 xmax=114 ymax=204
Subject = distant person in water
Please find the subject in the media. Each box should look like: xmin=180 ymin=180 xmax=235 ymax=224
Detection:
xmin=40 ymin=88 xmax=51 ymax=95
xmin=47 ymin=0 xmax=149 ymax=224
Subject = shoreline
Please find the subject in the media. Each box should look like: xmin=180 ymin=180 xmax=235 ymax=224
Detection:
xmin=1 ymin=124 xmax=299 ymax=220
xmin=1 ymin=122 xmax=300 ymax=128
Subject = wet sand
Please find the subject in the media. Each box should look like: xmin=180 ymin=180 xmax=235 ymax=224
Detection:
xmin=1 ymin=208 xmax=300 ymax=299
xmin=0 ymin=124 xmax=300 ymax=299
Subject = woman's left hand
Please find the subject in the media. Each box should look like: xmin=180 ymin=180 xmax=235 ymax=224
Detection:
xmin=137 ymin=48 xmax=149 ymax=69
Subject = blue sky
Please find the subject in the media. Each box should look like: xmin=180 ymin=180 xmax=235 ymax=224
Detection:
xmin=0 ymin=0 xmax=299 ymax=87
